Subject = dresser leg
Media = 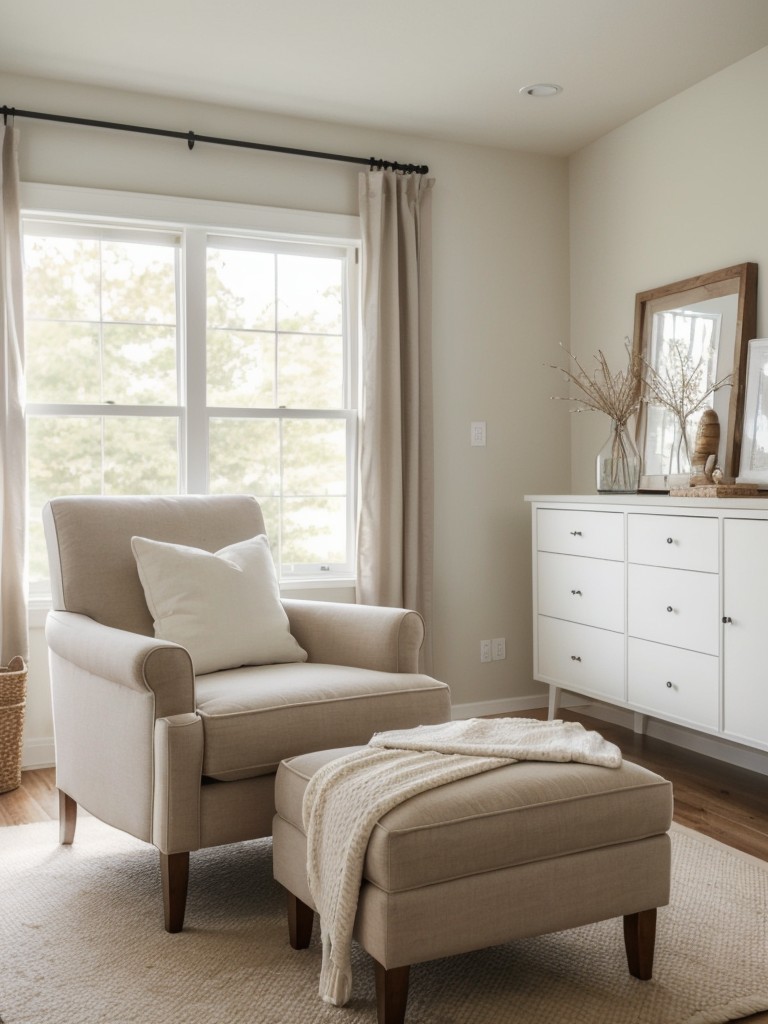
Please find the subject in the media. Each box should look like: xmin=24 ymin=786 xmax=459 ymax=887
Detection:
xmin=547 ymin=685 xmax=561 ymax=720
xmin=633 ymin=712 xmax=647 ymax=735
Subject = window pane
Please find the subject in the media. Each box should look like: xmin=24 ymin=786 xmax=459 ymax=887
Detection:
xmin=277 ymin=254 xmax=342 ymax=333
xmin=101 ymin=241 xmax=177 ymax=324
xmin=207 ymin=330 xmax=275 ymax=407
xmin=208 ymin=418 xmax=280 ymax=494
xmin=207 ymin=248 xmax=275 ymax=330
xmin=278 ymin=333 xmax=343 ymax=409
xmin=102 ymin=324 xmax=177 ymax=404
xmin=102 ymin=418 xmax=179 ymax=494
xmin=28 ymin=416 xmax=103 ymax=504
xmin=282 ymin=497 xmax=347 ymax=565
xmin=282 ymin=419 xmax=347 ymax=496
xmin=26 ymin=322 xmax=101 ymax=403
xmin=23 ymin=236 xmax=100 ymax=321
xmin=27 ymin=415 xmax=178 ymax=583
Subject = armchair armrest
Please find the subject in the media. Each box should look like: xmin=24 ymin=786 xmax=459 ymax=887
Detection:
xmin=46 ymin=610 xmax=195 ymax=718
xmin=281 ymin=599 xmax=424 ymax=673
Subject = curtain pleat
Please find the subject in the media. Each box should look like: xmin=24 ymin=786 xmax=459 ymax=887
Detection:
xmin=357 ymin=170 xmax=434 ymax=673
xmin=0 ymin=123 xmax=28 ymax=663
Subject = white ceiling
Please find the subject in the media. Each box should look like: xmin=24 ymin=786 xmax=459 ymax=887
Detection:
xmin=3 ymin=0 xmax=768 ymax=156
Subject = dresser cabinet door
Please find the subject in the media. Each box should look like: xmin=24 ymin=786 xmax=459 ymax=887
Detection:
xmin=537 ymin=616 xmax=625 ymax=701
xmin=628 ymin=638 xmax=719 ymax=730
xmin=722 ymin=519 xmax=768 ymax=746
xmin=537 ymin=552 xmax=624 ymax=632
xmin=627 ymin=564 xmax=719 ymax=655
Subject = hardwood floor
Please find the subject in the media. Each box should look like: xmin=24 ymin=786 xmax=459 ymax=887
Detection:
xmin=2 ymin=709 xmax=768 ymax=862
xmin=0 ymin=765 xmax=60 ymax=826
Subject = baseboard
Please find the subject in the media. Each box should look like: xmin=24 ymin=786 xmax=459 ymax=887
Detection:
xmin=22 ymin=737 xmax=55 ymax=770
xmin=451 ymin=695 xmax=549 ymax=719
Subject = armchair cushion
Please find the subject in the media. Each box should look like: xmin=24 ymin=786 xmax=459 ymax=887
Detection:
xmin=131 ymin=534 xmax=307 ymax=676
xmin=194 ymin=662 xmax=451 ymax=781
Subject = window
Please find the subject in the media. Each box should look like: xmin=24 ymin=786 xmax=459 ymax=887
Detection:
xmin=22 ymin=190 xmax=360 ymax=593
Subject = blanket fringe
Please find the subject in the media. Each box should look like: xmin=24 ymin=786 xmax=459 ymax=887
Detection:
xmin=319 ymin=926 xmax=353 ymax=1006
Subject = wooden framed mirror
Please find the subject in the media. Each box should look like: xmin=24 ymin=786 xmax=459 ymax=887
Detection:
xmin=632 ymin=263 xmax=758 ymax=491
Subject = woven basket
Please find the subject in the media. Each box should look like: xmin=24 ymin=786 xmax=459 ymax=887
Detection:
xmin=0 ymin=656 xmax=27 ymax=794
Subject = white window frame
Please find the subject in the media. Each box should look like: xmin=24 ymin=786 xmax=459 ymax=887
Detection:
xmin=21 ymin=183 xmax=361 ymax=596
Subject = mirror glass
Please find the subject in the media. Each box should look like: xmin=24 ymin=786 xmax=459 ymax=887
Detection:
xmin=632 ymin=264 xmax=757 ymax=491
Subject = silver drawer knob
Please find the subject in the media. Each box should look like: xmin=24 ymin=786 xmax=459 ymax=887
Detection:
xmin=570 ymin=589 xmax=582 ymax=596
xmin=666 ymin=605 xmax=673 ymax=613
xmin=570 ymin=655 xmax=582 ymax=662
xmin=666 ymin=681 xmax=673 ymax=689
xmin=666 ymin=537 xmax=674 ymax=544
xmin=722 ymin=616 xmax=733 ymax=624
xmin=570 ymin=530 xmax=582 ymax=537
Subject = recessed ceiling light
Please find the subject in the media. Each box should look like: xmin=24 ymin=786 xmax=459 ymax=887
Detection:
xmin=519 ymin=84 xmax=563 ymax=98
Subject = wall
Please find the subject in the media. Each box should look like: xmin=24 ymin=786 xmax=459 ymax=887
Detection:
xmin=3 ymin=72 xmax=572 ymax=766
xmin=569 ymin=46 xmax=768 ymax=491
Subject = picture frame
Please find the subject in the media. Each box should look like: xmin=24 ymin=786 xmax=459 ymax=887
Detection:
xmin=737 ymin=338 xmax=768 ymax=486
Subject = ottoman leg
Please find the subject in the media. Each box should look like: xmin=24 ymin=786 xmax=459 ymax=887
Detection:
xmin=374 ymin=960 xmax=410 ymax=1024
xmin=287 ymin=892 xmax=315 ymax=949
xmin=623 ymin=908 xmax=657 ymax=980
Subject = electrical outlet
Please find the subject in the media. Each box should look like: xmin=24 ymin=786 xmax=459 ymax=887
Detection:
xmin=470 ymin=421 xmax=486 ymax=447
xmin=492 ymin=637 xmax=506 ymax=661
xmin=480 ymin=639 xmax=492 ymax=663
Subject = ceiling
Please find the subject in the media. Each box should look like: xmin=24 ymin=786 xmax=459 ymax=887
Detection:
xmin=3 ymin=0 xmax=768 ymax=156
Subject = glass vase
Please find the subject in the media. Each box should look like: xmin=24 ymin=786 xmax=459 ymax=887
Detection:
xmin=667 ymin=417 xmax=692 ymax=486
xmin=596 ymin=419 xmax=640 ymax=494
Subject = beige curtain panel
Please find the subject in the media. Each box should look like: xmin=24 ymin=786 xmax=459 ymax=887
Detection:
xmin=0 ymin=123 xmax=27 ymax=664
xmin=356 ymin=170 xmax=435 ymax=673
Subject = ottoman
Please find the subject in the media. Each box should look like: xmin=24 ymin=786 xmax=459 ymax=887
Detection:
xmin=272 ymin=745 xmax=673 ymax=1024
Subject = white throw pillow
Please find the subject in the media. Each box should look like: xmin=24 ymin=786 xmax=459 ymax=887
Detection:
xmin=131 ymin=534 xmax=307 ymax=675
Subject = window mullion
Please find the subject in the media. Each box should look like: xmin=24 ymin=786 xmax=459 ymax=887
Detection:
xmin=183 ymin=229 xmax=208 ymax=493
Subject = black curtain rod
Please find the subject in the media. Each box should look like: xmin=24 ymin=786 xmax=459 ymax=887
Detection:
xmin=1 ymin=105 xmax=429 ymax=175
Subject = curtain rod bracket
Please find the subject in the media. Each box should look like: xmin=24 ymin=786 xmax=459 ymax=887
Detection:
xmin=187 ymin=131 xmax=195 ymax=151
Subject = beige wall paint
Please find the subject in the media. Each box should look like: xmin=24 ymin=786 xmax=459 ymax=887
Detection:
xmin=6 ymin=71 xmax=571 ymax=764
xmin=569 ymin=46 xmax=768 ymax=492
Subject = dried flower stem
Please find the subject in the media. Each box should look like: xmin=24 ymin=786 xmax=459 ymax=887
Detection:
xmin=551 ymin=344 xmax=641 ymax=426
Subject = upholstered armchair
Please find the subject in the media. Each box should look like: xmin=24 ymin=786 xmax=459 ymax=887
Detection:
xmin=43 ymin=495 xmax=451 ymax=932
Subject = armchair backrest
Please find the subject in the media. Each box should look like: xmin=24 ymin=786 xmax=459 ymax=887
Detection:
xmin=43 ymin=495 xmax=266 ymax=636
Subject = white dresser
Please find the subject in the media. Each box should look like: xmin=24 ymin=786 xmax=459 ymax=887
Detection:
xmin=527 ymin=495 xmax=768 ymax=752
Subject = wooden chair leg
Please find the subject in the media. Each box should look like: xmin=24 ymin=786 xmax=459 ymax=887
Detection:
xmin=286 ymin=891 xmax=315 ymax=949
xmin=623 ymin=908 xmax=657 ymax=980
xmin=160 ymin=851 xmax=190 ymax=933
xmin=374 ymin=960 xmax=410 ymax=1024
xmin=58 ymin=790 xmax=77 ymax=845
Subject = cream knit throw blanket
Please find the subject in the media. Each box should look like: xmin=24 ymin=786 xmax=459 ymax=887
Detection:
xmin=302 ymin=717 xmax=622 ymax=1006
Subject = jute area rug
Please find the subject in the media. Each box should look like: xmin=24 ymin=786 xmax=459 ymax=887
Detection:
xmin=1 ymin=818 xmax=767 ymax=1024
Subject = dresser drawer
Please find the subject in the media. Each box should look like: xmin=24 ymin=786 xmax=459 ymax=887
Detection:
xmin=537 ymin=616 xmax=624 ymax=701
xmin=628 ymin=638 xmax=719 ymax=730
xmin=537 ymin=552 xmax=624 ymax=632
xmin=627 ymin=564 xmax=719 ymax=655
xmin=628 ymin=513 xmax=718 ymax=572
xmin=537 ymin=508 xmax=623 ymax=561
